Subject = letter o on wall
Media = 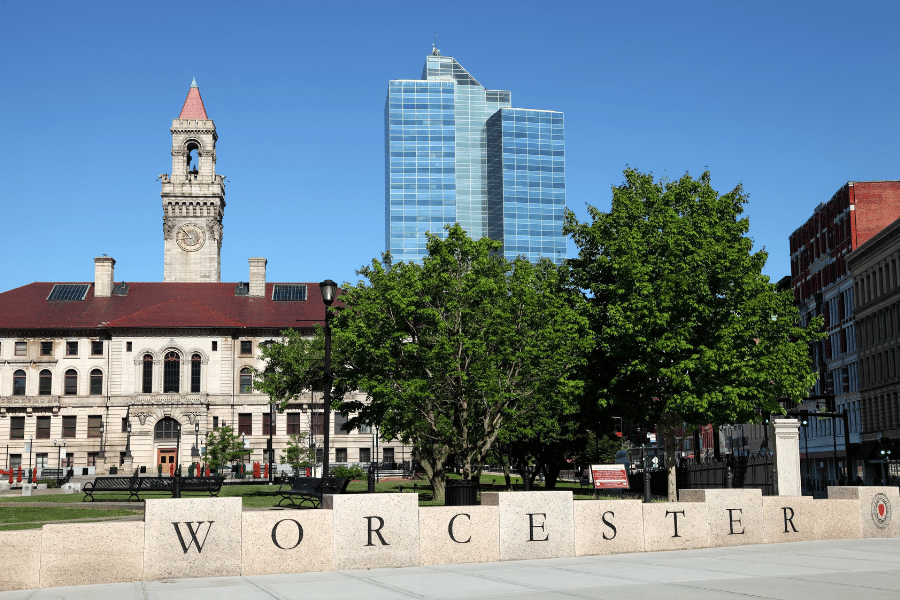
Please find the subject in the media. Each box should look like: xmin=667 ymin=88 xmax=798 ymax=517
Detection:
xmin=271 ymin=519 xmax=303 ymax=550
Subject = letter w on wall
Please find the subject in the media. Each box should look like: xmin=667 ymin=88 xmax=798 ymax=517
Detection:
xmin=172 ymin=521 xmax=215 ymax=554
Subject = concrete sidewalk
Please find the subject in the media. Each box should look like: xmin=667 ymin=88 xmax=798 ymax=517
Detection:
xmin=2 ymin=538 xmax=899 ymax=599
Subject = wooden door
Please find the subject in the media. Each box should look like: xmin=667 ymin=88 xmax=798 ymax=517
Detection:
xmin=157 ymin=448 xmax=176 ymax=470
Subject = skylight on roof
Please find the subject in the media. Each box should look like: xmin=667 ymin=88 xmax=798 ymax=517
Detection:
xmin=272 ymin=284 xmax=307 ymax=301
xmin=47 ymin=284 xmax=90 ymax=301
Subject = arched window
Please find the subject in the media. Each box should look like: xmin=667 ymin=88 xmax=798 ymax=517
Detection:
xmin=90 ymin=369 xmax=103 ymax=395
xmin=142 ymin=354 xmax=153 ymax=393
xmin=239 ymin=367 xmax=252 ymax=394
xmin=154 ymin=417 xmax=180 ymax=440
xmin=39 ymin=369 xmax=52 ymax=396
xmin=163 ymin=351 xmax=180 ymax=393
xmin=191 ymin=354 xmax=202 ymax=393
xmin=64 ymin=369 xmax=78 ymax=395
xmin=12 ymin=370 xmax=25 ymax=396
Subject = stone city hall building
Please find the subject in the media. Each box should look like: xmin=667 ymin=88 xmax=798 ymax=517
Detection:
xmin=0 ymin=81 xmax=398 ymax=475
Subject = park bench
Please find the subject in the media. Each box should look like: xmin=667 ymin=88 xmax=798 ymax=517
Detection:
xmin=276 ymin=476 xmax=350 ymax=508
xmin=137 ymin=476 xmax=224 ymax=498
xmin=82 ymin=471 xmax=141 ymax=502
xmin=39 ymin=468 xmax=72 ymax=487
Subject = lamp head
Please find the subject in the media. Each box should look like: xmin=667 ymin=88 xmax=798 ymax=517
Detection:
xmin=319 ymin=280 xmax=338 ymax=306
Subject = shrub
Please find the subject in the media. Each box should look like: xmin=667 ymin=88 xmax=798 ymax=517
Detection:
xmin=330 ymin=465 xmax=366 ymax=480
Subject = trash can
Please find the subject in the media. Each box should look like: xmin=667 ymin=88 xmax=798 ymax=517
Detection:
xmin=445 ymin=478 xmax=479 ymax=506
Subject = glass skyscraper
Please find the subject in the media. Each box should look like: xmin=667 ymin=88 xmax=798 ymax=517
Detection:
xmin=386 ymin=51 xmax=565 ymax=263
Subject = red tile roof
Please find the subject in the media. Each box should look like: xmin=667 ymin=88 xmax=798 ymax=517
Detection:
xmin=0 ymin=282 xmax=329 ymax=331
xmin=179 ymin=86 xmax=208 ymax=120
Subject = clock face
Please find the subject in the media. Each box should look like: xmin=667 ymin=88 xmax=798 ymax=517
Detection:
xmin=176 ymin=223 xmax=206 ymax=252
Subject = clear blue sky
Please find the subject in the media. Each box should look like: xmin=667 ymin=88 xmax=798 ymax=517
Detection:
xmin=1 ymin=1 xmax=897 ymax=293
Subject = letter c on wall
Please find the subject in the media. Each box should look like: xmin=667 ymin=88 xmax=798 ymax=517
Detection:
xmin=448 ymin=513 xmax=471 ymax=544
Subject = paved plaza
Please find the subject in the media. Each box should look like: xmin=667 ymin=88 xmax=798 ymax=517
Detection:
xmin=2 ymin=537 xmax=899 ymax=599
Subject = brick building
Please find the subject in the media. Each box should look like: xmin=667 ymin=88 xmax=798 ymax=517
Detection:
xmin=0 ymin=82 xmax=406 ymax=476
xmin=789 ymin=180 xmax=900 ymax=487
xmin=847 ymin=215 xmax=900 ymax=482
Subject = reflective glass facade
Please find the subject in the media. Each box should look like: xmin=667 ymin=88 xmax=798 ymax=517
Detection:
xmin=386 ymin=54 xmax=565 ymax=264
xmin=487 ymin=108 xmax=566 ymax=262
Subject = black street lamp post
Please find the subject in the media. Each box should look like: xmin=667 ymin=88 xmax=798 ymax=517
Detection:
xmin=319 ymin=279 xmax=337 ymax=478
xmin=268 ymin=403 xmax=275 ymax=484
xmin=192 ymin=421 xmax=200 ymax=460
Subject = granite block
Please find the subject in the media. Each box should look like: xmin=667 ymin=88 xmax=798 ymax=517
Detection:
xmin=0 ymin=530 xmax=41 ymax=591
xmin=481 ymin=491 xmax=575 ymax=561
xmin=20 ymin=484 xmax=31 ymax=497
xmin=418 ymin=505 xmax=499 ymax=566
xmin=811 ymin=499 xmax=862 ymax=540
xmin=241 ymin=509 xmax=333 ymax=575
xmin=641 ymin=502 xmax=710 ymax=551
xmin=324 ymin=493 xmax=419 ymax=570
xmin=143 ymin=497 xmax=242 ymax=581
xmin=679 ymin=488 xmax=763 ymax=547
xmin=761 ymin=495 xmax=817 ymax=543
xmin=40 ymin=522 xmax=143 ymax=588
xmin=827 ymin=486 xmax=900 ymax=538
xmin=573 ymin=499 xmax=644 ymax=556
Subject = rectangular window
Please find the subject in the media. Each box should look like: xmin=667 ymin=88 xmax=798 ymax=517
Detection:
xmin=62 ymin=416 xmax=76 ymax=438
xmin=87 ymin=452 xmax=98 ymax=467
xmin=40 ymin=341 xmax=52 ymax=356
xmin=91 ymin=341 xmax=103 ymax=355
xmin=126 ymin=342 xmax=132 ymax=352
xmin=310 ymin=412 xmax=323 ymax=436
xmin=240 ymin=340 xmax=252 ymax=355
xmin=66 ymin=341 xmax=78 ymax=356
xmin=335 ymin=448 xmax=347 ymax=462
xmin=65 ymin=453 xmax=73 ymax=468
xmin=287 ymin=413 xmax=301 ymax=435
xmin=10 ymin=417 xmax=25 ymax=440
xmin=263 ymin=413 xmax=273 ymax=436
xmin=87 ymin=415 xmax=102 ymax=438
xmin=36 ymin=416 xmax=51 ymax=439
xmin=14 ymin=341 xmax=26 ymax=356
xmin=238 ymin=413 xmax=252 ymax=436
xmin=212 ymin=341 xmax=217 ymax=351
xmin=358 ymin=423 xmax=372 ymax=434
xmin=36 ymin=453 xmax=48 ymax=470
xmin=359 ymin=448 xmax=371 ymax=463
xmin=383 ymin=448 xmax=395 ymax=464
xmin=9 ymin=455 xmax=21 ymax=470
xmin=213 ymin=416 xmax=219 ymax=429
xmin=122 ymin=417 xmax=129 ymax=432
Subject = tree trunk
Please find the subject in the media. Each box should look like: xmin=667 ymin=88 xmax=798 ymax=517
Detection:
xmin=658 ymin=414 xmax=680 ymax=502
xmin=415 ymin=444 xmax=450 ymax=503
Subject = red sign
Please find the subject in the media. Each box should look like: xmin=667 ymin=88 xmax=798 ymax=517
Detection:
xmin=590 ymin=464 xmax=629 ymax=489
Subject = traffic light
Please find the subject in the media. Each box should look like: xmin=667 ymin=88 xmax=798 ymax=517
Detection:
xmin=799 ymin=410 xmax=809 ymax=427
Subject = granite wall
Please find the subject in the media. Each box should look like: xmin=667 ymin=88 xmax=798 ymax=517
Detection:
xmin=2 ymin=487 xmax=899 ymax=591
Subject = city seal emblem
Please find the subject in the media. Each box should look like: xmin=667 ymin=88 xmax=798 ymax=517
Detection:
xmin=871 ymin=493 xmax=892 ymax=529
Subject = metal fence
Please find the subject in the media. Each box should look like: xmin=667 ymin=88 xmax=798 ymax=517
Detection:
xmin=676 ymin=455 xmax=776 ymax=496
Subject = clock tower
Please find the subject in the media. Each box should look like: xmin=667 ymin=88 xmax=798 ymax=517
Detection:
xmin=161 ymin=78 xmax=225 ymax=282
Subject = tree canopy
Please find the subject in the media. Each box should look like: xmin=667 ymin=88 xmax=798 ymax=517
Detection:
xmin=564 ymin=168 xmax=823 ymax=499
xmin=255 ymin=224 xmax=591 ymax=502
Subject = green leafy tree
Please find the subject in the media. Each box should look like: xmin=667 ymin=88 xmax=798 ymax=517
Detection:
xmin=201 ymin=425 xmax=246 ymax=472
xmin=332 ymin=225 xmax=592 ymax=502
xmin=564 ymin=168 xmax=823 ymax=500
xmin=280 ymin=432 xmax=314 ymax=472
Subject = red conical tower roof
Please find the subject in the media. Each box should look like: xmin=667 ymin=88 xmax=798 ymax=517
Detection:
xmin=178 ymin=77 xmax=208 ymax=120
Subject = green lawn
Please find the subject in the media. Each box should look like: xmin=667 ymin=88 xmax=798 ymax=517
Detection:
xmin=0 ymin=476 xmax=637 ymax=512
xmin=0 ymin=505 xmax=141 ymax=530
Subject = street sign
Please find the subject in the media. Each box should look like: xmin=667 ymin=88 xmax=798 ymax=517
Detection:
xmin=647 ymin=433 xmax=657 ymax=443
xmin=651 ymin=456 xmax=659 ymax=467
